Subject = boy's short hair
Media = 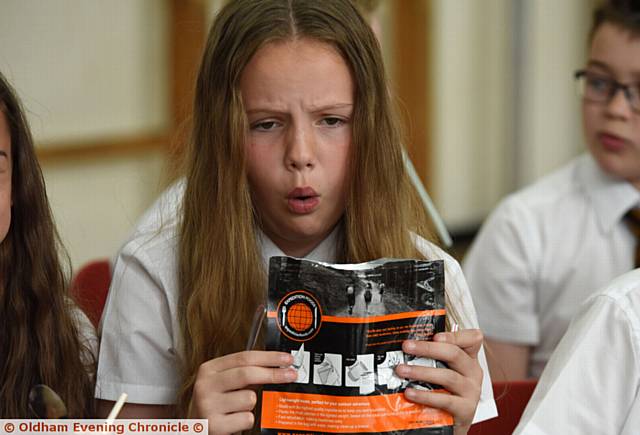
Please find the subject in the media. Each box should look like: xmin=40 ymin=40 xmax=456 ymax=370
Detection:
xmin=590 ymin=0 xmax=640 ymax=41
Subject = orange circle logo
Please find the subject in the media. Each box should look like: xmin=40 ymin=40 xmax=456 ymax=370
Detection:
xmin=276 ymin=290 xmax=322 ymax=341
xmin=287 ymin=303 xmax=313 ymax=331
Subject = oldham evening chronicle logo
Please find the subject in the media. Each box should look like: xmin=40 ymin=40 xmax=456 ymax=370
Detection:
xmin=276 ymin=290 xmax=322 ymax=341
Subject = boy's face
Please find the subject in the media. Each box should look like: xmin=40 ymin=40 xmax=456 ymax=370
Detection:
xmin=241 ymin=38 xmax=353 ymax=257
xmin=0 ymin=111 xmax=11 ymax=244
xmin=583 ymin=22 xmax=640 ymax=188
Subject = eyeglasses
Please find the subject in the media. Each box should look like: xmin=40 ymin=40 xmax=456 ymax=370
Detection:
xmin=574 ymin=69 xmax=640 ymax=113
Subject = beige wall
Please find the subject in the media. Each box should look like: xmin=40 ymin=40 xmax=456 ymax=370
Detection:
xmin=42 ymin=151 xmax=167 ymax=268
xmin=514 ymin=0 xmax=592 ymax=187
xmin=431 ymin=0 xmax=591 ymax=231
xmin=0 ymin=0 xmax=169 ymax=144
xmin=0 ymin=0 xmax=170 ymax=269
xmin=431 ymin=0 xmax=514 ymax=230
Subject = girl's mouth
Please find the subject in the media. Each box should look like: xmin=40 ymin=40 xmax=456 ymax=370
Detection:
xmin=287 ymin=187 xmax=320 ymax=214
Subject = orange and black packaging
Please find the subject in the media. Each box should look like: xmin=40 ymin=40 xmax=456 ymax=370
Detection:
xmin=260 ymin=257 xmax=453 ymax=435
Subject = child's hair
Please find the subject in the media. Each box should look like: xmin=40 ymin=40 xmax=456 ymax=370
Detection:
xmin=177 ymin=0 xmax=444 ymax=415
xmin=0 ymin=72 xmax=95 ymax=418
xmin=351 ymin=0 xmax=381 ymax=17
xmin=590 ymin=0 xmax=640 ymax=41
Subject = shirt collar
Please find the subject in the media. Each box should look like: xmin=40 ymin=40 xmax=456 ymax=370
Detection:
xmin=258 ymin=226 xmax=339 ymax=271
xmin=578 ymin=153 xmax=640 ymax=233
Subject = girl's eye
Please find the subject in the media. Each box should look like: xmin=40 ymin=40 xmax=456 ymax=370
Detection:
xmin=251 ymin=121 xmax=280 ymax=131
xmin=320 ymin=117 xmax=346 ymax=127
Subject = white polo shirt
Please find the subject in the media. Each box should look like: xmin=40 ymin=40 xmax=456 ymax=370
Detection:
xmin=71 ymin=303 xmax=98 ymax=369
xmin=95 ymin=180 xmax=497 ymax=423
xmin=514 ymin=268 xmax=640 ymax=435
xmin=463 ymin=153 xmax=640 ymax=377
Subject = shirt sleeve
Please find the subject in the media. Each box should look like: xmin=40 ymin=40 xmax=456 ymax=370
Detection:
xmin=95 ymin=233 xmax=180 ymax=405
xmin=514 ymin=292 xmax=640 ymax=435
xmin=416 ymin=238 xmax=498 ymax=424
xmin=444 ymin=252 xmax=498 ymax=424
xmin=69 ymin=301 xmax=98 ymax=374
xmin=462 ymin=195 xmax=541 ymax=345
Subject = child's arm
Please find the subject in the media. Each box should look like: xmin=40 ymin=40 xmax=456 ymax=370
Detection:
xmin=484 ymin=338 xmax=531 ymax=381
xmin=395 ymin=329 xmax=484 ymax=435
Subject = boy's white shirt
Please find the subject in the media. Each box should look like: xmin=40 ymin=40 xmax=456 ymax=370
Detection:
xmin=95 ymin=180 xmax=497 ymax=423
xmin=514 ymin=268 xmax=640 ymax=435
xmin=463 ymin=153 xmax=640 ymax=377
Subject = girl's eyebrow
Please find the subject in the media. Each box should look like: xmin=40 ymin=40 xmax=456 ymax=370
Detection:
xmin=245 ymin=103 xmax=353 ymax=116
xmin=308 ymin=103 xmax=353 ymax=111
xmin=245 ymin=108 xmax=288 ymax=116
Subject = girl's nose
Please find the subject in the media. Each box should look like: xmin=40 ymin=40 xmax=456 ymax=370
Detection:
xmin=285 ymin=123 xmax=316 ymax=170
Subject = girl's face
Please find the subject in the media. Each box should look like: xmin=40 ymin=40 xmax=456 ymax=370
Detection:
xmin=241 ymin=38 xmax=353 ymax=257
xmin=583 ymin=22 xmax=640 ymax=188
xmin=0 ymin=111 xmax=11 ymax=243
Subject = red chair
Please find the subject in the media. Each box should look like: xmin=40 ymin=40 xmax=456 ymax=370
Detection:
xmin=469 ymin=379 xmax=537 ymax=435
xmin=70 ymin=259 xmax=112 ymax=328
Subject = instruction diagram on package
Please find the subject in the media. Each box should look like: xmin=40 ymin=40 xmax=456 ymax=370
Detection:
xmin=376 ymin=350 xmax=405 ymax=390
xmin=291 ymin=344 xmax=310 ymax=383
xmin=313 ymin=353 xmax=342 ymax=386
xmin=345 ymin=354 xmax=375 ymax=394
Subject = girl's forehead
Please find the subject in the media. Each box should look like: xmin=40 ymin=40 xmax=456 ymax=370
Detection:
xmin=252 ymin=38 xmax=343 ymax=64
xmin=240 ymin=38 xmax=354 ymax=104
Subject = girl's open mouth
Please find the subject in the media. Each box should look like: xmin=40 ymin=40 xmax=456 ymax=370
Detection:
xmin=287 ymin=187 xmax=320 ymax=214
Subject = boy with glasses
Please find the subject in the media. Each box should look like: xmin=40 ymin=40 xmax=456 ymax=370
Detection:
xmin=463 ymin=0 xmax=640 ymax=383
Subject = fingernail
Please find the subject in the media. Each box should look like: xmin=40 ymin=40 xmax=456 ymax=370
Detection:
xmin=285 ymin=369 xmax=297 ymax=381
xmin=404 ymin=340 xmax=416 ymax=352
xmin=281 ymin=354 xmax=293 ymax=364
xmin=433 ymin=333 xmax=447 ymax=342
xmin=404 ymin=388 xmax=417 ymax=399
xmin=395 ymin=364 xmax=409 ymax=376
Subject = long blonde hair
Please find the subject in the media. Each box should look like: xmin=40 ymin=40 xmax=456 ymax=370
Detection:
xmin=177 ymin=0 xmax=445 ymax=415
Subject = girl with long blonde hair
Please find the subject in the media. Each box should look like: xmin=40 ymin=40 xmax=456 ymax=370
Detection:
xmin=96 ymin=0 xmax=497 ymax=433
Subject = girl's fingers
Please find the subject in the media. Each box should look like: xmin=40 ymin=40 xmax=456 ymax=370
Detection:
xmin=192 ymin=351 xmax=297 ymax=435
xmin=402 ymin=340 xmax=481 ymax=379
xmin=395 ymin=365 xmax=480 ymax=398
xmin=209 ymin=411 xmax=255 ymax=435
xmin=403 ymin=389 xmax=476 ymax=428
xmin=433 ymin=329 xmax=483 ymax=359
xmin=202 ymin=350 xmax=293 ymax=373
xmin=195 ymin=350 xmax=295 ymax=393
xmin=200 ymin=365 xmax=297 ymax=393
xmin=210 ymin=389 xmax=258 ymax=414
xmin=398 ymin=330 xmax=484 ymax=427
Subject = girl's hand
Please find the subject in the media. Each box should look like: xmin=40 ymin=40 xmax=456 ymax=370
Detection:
xmin=396 ymin=329 xmax=484 ymax=435
xmin=190 ymin=350 xmax=296 ymax=435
